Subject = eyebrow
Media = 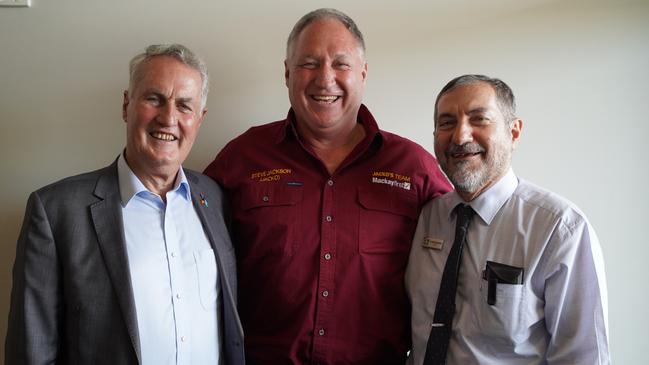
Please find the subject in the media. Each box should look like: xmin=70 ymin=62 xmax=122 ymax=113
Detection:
xmin=437 ymin=112 xmax=456 ymax=121
xmin=175 ymin=96 xmax=195 ymax=104
xmin=145 ymin=89 xmax=195 ymax=102
xmin=467 ymin=107 xmax=490 ymax=115
xmin=296 ymin=52 xmax=355 ymax=61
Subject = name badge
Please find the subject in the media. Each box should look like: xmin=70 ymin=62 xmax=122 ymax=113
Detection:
xmin=422 ymin=237 xmax=444 ymax=250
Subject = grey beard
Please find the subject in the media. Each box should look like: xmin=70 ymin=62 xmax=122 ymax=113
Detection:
xmin=447 ymin=160 xmax=487 ymax=194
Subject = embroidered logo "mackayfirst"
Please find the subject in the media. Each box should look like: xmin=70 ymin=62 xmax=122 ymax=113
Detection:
xmin=371 ymin=171 xmax=411 ymax=190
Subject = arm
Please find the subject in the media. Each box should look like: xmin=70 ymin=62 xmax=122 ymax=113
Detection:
xmin=543 ymin=219 xmax=610 ymax=364
xmin=5 ymin=191 xmax=63 ymax=364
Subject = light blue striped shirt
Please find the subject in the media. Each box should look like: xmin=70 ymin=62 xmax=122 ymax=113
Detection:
xmin=118 ymin=154 xmax=221 ymax=365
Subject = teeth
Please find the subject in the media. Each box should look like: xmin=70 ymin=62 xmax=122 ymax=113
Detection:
xmin=453 ymin=152 xmax=478 ymax=158
xmin=312 ymin=95 xmax=339 ymax=102
xmin=151 ymin=132 xmax=176 ymax=141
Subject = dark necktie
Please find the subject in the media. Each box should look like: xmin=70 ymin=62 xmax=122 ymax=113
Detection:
xmin=423 ymin=204 xmax=475 ymax=365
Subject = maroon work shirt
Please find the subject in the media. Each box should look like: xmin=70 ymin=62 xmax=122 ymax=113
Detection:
xmin=204 ymin=105 xmax=451 ymax=364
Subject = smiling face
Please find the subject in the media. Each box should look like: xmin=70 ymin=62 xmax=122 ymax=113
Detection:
xmin=122 ymin=55 xmax=206 ymax=183
xmin=284 ymin=18 xmax=367 ymax=140
xmin=434 ymin=82 xmax=522 ymax=201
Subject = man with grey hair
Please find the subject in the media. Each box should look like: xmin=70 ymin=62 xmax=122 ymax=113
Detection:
xmin=406 ymin=74 xmax=610 ymax=364
xmin=204 ymin=8 xmax=451 ymax=365
xmin=5 ymin=44 xmax=245 ymax=364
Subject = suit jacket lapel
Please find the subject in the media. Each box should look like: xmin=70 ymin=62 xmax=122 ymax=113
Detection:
xmin=90 ymin=162 xmax=141 ymax=363
xmin=186 ymin=170 xmax=231 ymax=262
xmin=186 ymin=170 xmax=243 ymax=337
xmin=188 ymin=177 xmax=228 ymax=252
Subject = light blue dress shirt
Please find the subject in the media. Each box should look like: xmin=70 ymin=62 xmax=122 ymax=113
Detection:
xmin=118 ymin=154 xmax=221 ymax=365
xmin=406 ymin=169 xmax=610 ymax=364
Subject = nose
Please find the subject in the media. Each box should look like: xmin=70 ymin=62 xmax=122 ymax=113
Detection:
xmin=314 ymin=65 xmax=335 ymax=88
xmin=156 ymin=102 xmax=177 ymax=126
xmin=451 ymin=119 xmax=473 ymax=145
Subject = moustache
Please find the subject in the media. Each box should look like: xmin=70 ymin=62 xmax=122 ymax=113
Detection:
xmin=447 ymin=143 xmax=485 ymax=155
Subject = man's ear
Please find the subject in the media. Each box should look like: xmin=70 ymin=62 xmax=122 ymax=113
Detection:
xmin=510 ymin=118 xmax=523 ymax=149
xmin=198 ymin=108 xmax=208 ymax=127
xmin=284 ymin=60 xmax=290 ymax=87
xmin=122 ymin=90 xmax=129 ymax=122
xmin=361 ymin=62 xmax=368 ymax=83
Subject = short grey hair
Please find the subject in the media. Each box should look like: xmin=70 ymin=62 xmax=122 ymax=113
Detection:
xmin=286 ymin=8 xmax=365 ymax=59
xmin=434 ymin=74 xmax=517 ymax=126
xmin=128 ymin=43 xmax=209 ymax=109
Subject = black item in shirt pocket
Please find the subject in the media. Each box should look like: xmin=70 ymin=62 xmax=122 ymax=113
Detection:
xmin=482 ymin=261 xmax=524 ymax=305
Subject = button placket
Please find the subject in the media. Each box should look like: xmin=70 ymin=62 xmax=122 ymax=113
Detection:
xmin=313 ymin=176 xmax=337 ymax=359
xmin=163 ymin=197 xmax=188 ymax=360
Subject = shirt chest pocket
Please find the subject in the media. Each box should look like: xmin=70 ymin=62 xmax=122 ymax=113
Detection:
xmin=474 ymin=279 xmax=528 ymax=342
xmin=194 ymin=249 xmax=219 ymax=310
xmin=236 ymin=184 xmax=303 ymax=259
xmin=357 ymin=187 xmax=419 ymax=254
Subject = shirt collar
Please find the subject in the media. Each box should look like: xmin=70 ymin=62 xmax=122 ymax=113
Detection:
xmin=443 ymin=168 xmax=518 ymax=225
xmin=117 ymin=152 xmax=191 ymax=207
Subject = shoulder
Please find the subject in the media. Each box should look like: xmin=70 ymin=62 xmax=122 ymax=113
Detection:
xmin=376 ymin=129 xmax=452 ymax=197
xmin=512 ymin=178 xmax=590 ymax=232
xmin=206 ymin=120 xmax=288 ymax=178
xmin=245 ymin=120 xmax=286 ymax=134
xmin=419 ymin=191 xmax=453 ymax=218
xmin=379 ymin=129 xmax=431 ymax=154
xmin=377 ymin=129 xmax=438 ymax=167
xmin=22 ymin=163 xmax=117 ymax=219
xmin=34 ymin=164 xmax=114 ymax=200
xmin=221 ymin=120 xmax=285 ymax=150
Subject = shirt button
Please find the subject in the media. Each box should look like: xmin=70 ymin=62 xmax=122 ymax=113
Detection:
xmin=262 ymin=196 xmax=269 ymax=202
xmin=176 ymin=294 xmax=181 ymax=299
xmin=180 ymin=336 xmax=186 ymax=342
xmin=318 ymin=329 xmax=325 ymax=336
xmin=327 ymin=179 xmax=334 ymax=186
xmin=170 ymin=252 xmax=177 ymax=258
xmin=324 ymin=253 xmax=332 ymax=260
xmin=322 ymin=290 xmax=329 ymax=297
xmin=325 ymin=215 xmax=332 ymax=222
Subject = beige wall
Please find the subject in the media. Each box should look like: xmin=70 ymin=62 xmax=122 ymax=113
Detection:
xmin=1 ymin=0 xmax=647 ymax=362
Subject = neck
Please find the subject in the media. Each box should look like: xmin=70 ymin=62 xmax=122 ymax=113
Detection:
xmin=297 ymin=122 xmax=366 ymax=174
xmin=456 ymin=169 xmax=510 ymax=202
xmin=457 ymin=190 xmax=481 ymax=202
xmin=137 ymin=172 xmax=178 ymax=201
xmin=124 ymin=154 xmax=179 ymax=201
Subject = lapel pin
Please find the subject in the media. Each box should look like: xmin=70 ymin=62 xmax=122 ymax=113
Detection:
xmin=200 ymin=193 xmax=209 ymax=208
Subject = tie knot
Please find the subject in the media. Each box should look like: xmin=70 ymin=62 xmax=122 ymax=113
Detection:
xmin=455 ymin=204 xmax=475 ymax=230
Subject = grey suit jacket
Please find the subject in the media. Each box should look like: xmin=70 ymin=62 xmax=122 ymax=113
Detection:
xmin=5 ymin=160 xmax=245 ymax=364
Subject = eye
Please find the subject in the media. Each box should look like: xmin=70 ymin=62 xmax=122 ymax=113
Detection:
xmin=336 ymin=62 xmax=351 ymax=70
xmin=437 ymin=119 xmax=455 ymax=130
xmin=178 ymin=103 xmax=193 ymax=113
xmin=470 ymin=114 xmax=491 ymax=124
xmin=300 ymin=61 xmax=317 ymax=69
xmin=143 ymin=93 xmax=167 ymax=108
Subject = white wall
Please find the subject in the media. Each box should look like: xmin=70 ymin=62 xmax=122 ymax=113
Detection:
xmin=1 ymin=0 xmax=647 ymax=362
